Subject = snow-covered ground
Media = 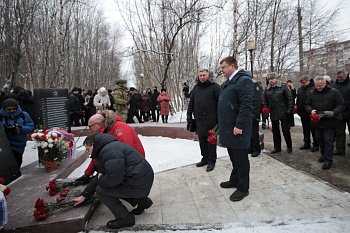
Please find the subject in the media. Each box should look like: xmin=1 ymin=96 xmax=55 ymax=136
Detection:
xmin=19 ymin=112 xmax=349 ymax=232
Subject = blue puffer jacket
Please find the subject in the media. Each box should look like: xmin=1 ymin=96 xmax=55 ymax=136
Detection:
xmin=0 ymin=106 xmax=35 ymax=153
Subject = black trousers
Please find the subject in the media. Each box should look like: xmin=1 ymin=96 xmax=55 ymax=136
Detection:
xmin=251 ymin=119 xmax=261 ymax=152
xmin=227 ymin=147 xmax=250 ymax=192
xmin=271 ymin=119 xmax=292 ymax=150
xmin=161 ymin=115 xmax=168 ymax=123
xmin=315 ymin=128 xmax=336 ymax=163
xmin=151 ymin=109 xmax=160 ymax=122
xmin=335 ymin=118 xmax=350 ymax=153
xmin=12 ymin=150 xmax=23 ymax=168
xmin=198 ymin=135 xmax=217 ymax=165
xmin=99 ymin=195 xmax=130 ymax=219
xmin=300 ymin=116 xmax=318 ymax=146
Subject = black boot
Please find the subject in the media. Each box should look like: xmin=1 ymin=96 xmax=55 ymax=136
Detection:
xmin=299 ymin=144 xmax=311 ymax=150
xmin=131 ymin=197 xmax=153 ymax=215
xmin=107 ymin=213 xmax=135 ymax=229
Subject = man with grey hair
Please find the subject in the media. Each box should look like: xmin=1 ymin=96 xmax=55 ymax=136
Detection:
xmin=305 ymin=76 xmax=344 ymax=169
xmin=331 ymin=70 xmax=350 ymax=155
xmin=264 ymin=72 xmax=294 ymax=154
xmin=296 ymin=76 xmax=319 ymax=152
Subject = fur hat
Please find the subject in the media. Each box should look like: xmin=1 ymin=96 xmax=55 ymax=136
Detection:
xmin=1 ymin=98 xmax=19 ymax=109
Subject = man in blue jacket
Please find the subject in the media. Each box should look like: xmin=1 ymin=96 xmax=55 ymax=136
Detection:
xmin=217 ymin=56 xmax=253 ymax=202
xmin=0 ymin=98 xmax=35 ymax=168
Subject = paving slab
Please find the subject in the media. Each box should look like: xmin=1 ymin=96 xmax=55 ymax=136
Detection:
xmin=86 ymin=153 xmax=350 ymax=231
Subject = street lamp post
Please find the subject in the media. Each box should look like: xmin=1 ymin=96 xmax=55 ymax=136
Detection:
xmin=247 ymin=38 xmax=255 ymax=79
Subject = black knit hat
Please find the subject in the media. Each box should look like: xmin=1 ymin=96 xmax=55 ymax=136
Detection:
xmin=1 ymin=98 xmax=19 ymax=109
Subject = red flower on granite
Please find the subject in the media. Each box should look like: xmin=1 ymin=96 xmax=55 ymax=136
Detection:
xmin=0 ymin=177 xmax=11 ymax=197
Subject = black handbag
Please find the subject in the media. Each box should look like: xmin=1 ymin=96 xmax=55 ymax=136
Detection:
xmin=186 ymin=118 xmax=196 ymax=132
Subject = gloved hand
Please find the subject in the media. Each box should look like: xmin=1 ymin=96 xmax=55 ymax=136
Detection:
xmin=323 ymin=111 xmax=334 ymax=118
xmin=75 ymin=174 xmax=91 ymax=185
xmin=187 ymin=116 xmax=192 ymax=122
xmin=4 ymin=125 xmax=21 ymax=135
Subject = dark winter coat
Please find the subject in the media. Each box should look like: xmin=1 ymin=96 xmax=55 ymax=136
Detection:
xmin=187 ymin=80 xmax=220 ymax=136
xmin=150 ymin=90 xmax=160 ymax=110
xmin=69 ymin=93 xmax=83 ymax=114
xmin=82 ymin=134 xmax=154 ymax=199
xmin=252 ymin=79 xmax=263 ymax=119
xmin=296 ymin=80 xmax=315 ymax=118
xmin=140 ymin=94 xmax=151 ymax=112
xmin=331 ymin=77 xmax=350 ymax=119
xmin=0 ymin=106 xmax=35 ymax=153
xmin=305 ymin=86 xmax=345 ymax=129
xmin=218 ymin=70 xmax=253 ymax=149
xmin=129 ymin=93 xmax=141 ymax=111
xmin=264 ymin=80 xmax=294 ymax=120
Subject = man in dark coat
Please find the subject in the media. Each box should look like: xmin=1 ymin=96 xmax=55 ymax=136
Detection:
xmin=250 ymin=79 xmax=263 ymax=157
xmin=73 ymin=133 xmax=154 ymax=229
xmin=187 ymin=69 xmax=220 ymax=172
xmin=264 ymin=72 xmax=294 ymax=154
xmin=217 ymin=56 xmax=253 ymax=202
xmin=331 ymin=70 xmax=350 ymax=155
xmin=305 ymin=76 xmax=344 ymax=169
xmin=296 ymin=76 xmax=319 ymax=152
xmin=150 ymin=86 xmax=160 ymax=122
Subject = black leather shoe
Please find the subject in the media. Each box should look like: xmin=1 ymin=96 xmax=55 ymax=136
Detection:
xmin=251 ymin=150 xmax=261 ymax=157
xmin=299 ymin=144 xmax=311 ymax=150
xmin=311 ymin=146 xmax=319 ymax=152
xmin=229 ymin=189 xmax=249 ymax=202
xmin=196 ymin=161 xmax=208 ymax=167
xmin=131 ymin=197 xmax=153 ymax=215
xmin=287 ymin=147 xmax=292 ymax=153
xmin=206 ymin=164 xmax=215 ymax=172
xmin=107 ymin=214 xmax=135 ymax=229
xmin=220 ymin=181 xmax=237 ymax=188
xmin=322 ymin=161 xmax=332 ymax=170
xmin=318 ymin=157 xmax=324 ymax=163
xmin=270 ymin=149 xmax=281 ymax=154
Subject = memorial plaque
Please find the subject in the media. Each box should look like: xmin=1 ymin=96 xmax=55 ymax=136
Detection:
xmin=34 ymin=88 xmax=71 ymax=132
xmin=0 ymin=125 xmax=21 ymax=185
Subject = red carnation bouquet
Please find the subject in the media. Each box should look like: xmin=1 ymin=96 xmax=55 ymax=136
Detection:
xmin=207 ymin=124 xmax=219 ymax=144
xmin=262 ymin=107 xmax=270 ymax=114
xmin=292 ymin=105 xmax=298 ymax=114
xmin=46 ymin=179 xmax=85 ymax=196
xmin=0 ymin=177 xmax=11 ymax=197
xmin=34 ymin=180 xmax=94 ymax=222
xmin=310 ymin=112 xmax=321 ymax=123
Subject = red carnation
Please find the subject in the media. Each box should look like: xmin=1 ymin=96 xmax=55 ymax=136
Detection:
xmin=69 ymin=141 xmax=73 ymax=147
xmin=34 ymin=135 xmax=40 ymax=140
xmin=0 ymin=177 xmax=5 ymax=184
xmin=292 ymin=105 xmax=298 ymax=114
xmin=3 ymin=187 xmax=11 ymax=196
xmin=57 ymin=133 xmax=62 ymax=138
xmin=40 ymin=135 xmax=47 ymax=141
xmin=35 ymin=213 xmax=47 ymax=222
xmin=262 ymin=108 xmax=270 ymax=114
xmin=310 ymin=113 xmax=320 ymax=123
xmin=33 ymin=209 xmax=40 ymax=217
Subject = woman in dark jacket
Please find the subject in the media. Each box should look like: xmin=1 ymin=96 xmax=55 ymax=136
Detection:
xmin=0 ymin=98 xmax=35 ymax=168
xmin=73 ymin=133 xmax=154 ymax=229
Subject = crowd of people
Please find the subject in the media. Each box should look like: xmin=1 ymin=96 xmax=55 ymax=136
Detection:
xmin=67 ymin=82 xmax=172 ymax=127
xmin=1 ymin=59 xmax=349 ymax=229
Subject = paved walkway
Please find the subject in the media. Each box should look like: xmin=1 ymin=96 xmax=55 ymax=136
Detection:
xmin=86 ymin=152 xmax=350 ymax=231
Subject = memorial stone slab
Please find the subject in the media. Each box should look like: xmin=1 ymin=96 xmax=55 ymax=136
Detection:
xmin=33 ymin=88 xmax=71 ymax=132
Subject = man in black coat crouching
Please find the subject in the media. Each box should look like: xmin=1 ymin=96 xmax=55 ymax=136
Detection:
xmin=73 ymin=133 xmax=154 ymax=229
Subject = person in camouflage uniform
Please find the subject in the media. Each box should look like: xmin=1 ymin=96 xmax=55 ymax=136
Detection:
xmin=114 ymin=79 xmax=129 ymax=122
